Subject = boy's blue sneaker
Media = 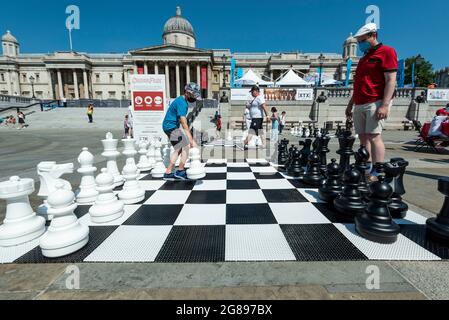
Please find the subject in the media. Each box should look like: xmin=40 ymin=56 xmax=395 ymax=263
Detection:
xmin=163 ymin=172 xmax=176 ymax=181
xmin=174 ymin=170 xmax=188 ymax=180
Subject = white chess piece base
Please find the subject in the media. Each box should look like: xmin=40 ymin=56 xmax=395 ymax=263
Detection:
xmin=0 ymin=217 xmax=45 ymax=247
xmin=119 ymin=182 xmax=145 ymax=205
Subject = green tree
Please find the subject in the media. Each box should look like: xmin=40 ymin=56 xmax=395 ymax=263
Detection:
xmin=404 ymin=55 xmax=435 ymax=87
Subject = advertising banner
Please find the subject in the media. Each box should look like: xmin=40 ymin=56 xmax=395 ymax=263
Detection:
xmin=201 ymin=66 xmax=208 ymax=89
xmin=427 ymin=89 xmax=449 ymax=102
xmin=130 ymin=74 xmax=167 ymax=143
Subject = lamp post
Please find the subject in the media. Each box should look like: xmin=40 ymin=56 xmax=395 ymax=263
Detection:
xmin=318 ymin=53 xmax=325 ymax=87
xmin=29 ymin=75 xmax=36 ymax=99
xmin=415 ymin=91 xmax=426 ymax=122
xmin=412 ymin=54 xmax=425 ymax=88
xmin=221 ymin=54 xmax=227 ymax=89
xmin=316 ymin=91 xmax=327 ymax=123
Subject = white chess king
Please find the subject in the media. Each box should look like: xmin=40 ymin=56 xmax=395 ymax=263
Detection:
xmin=39 ymin=182 xmax=89 ymax=258
xmin=0 ymin=176 xmax=46 ymax=247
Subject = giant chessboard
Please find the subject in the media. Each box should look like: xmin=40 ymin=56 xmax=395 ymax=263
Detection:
xmin=1 ymin=158 xmax=449 ymax=264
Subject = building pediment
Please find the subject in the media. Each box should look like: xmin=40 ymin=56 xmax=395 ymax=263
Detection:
xmin=129 ymin=44 xmax=210 ymax=55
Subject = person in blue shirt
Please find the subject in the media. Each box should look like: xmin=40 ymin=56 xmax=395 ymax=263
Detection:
xmin=162 ymin=82 xmax=201 ymax=180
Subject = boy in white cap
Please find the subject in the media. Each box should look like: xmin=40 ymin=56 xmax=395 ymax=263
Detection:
xmin=345 ymin=23 xmax=398 ymax=181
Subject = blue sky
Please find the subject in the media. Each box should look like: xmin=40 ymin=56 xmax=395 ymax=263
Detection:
xmin=1 ymin=0 xmax=448 ymax=69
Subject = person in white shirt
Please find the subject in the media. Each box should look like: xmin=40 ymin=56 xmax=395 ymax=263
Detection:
xmin=279 ymin=111 xmax=287 ymax=134
xmin=243 ymin=86 xmax=269 ymax=149
xmin=127 ymin=103 xmax=134 ymax=138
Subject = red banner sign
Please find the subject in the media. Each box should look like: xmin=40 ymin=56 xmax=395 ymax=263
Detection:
xmin=201 ymin=66 xmax=207 ymax=89
xmin=133 ymin=91 xmax=165 ymax=111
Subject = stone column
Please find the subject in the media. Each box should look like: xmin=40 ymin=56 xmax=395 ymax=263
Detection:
xmin=165 ymin=62 xmax=170 ymax=98
xmin=176 ymin=62 xmax=181 ymax=97
xmin=186 ymin=62 xmax=190 ymax=84
xmin=133 ymin=62 xmax=138 ymax=74
xmin=7 ymin=71 xmax=13 ymax=96
xmin=14 ymin=71 xmax=20 ymax=96
xmin=73 ymin=69 xmax=79 ymax=100
xmin=144 ymin=62 xmax=148 ymax=74
xmin=124 ymin=69 xmax=130 ymax=99
xmin=154 ymin=63 xmax=159 ymax=75
xmin=207 ymin=63 xmax=212 ymax=99
xmin=197 ymin=63 xmax=201 ymax=85
xmin=57 ymin=69 xmax=64 ymax=100
xmin=47 ymin=70 xmax=54 ymax=99
xmin=83 ymin=70 xmax=89 ymax=99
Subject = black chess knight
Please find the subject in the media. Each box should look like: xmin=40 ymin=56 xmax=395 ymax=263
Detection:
xmin=426 ymin=177 xmax=449 ymax=243
xmin=384 ymin=158 xmax=409 ymax=218
xmin=355 ymin=165 xmax=400 ymax=244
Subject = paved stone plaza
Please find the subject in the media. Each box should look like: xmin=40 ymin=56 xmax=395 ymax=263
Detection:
xmin=1 ymin=122 xmax=448 ymax=300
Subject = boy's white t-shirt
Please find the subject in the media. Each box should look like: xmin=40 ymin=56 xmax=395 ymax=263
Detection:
xmin=429 ymin=116 xmax=448 ymax=136
xmin=247 ymin=95 xmax=266 ymax=119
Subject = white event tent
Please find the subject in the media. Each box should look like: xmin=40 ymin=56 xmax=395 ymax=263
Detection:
xmin=276 ymin=69 xmax=309 ymax=86
xmin=234 ymin=69 xmax=274 ymax=86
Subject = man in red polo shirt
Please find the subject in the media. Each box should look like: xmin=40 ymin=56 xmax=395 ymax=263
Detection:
xmin=345 ymin=23 xmax=398 ymax=180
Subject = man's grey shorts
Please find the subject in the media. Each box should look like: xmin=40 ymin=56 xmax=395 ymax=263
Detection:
xmin=353 ymin=100 xmax=390 ymax=135
xmin=164 ymin=127 xmax=189 ymax=150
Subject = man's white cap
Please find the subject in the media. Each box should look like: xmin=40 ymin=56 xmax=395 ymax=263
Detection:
xmin=354 ymin=23 xmax=377 ymax=38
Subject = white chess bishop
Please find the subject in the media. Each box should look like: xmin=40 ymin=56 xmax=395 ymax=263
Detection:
xmin=0 ymin=176 xmax=46 ymax=247
xmin=39 ymin=182 xmax=89 ymax=258
xmin=137 ymin=141 xmax=152 ymax=172
xmin=75 ymin=147 xmax=98 ymax=205
xmin=122 ymin=137 xmax=138 ymax=165
xmin=119 ymin=158 xmax=145 ymax=204
xmin=152 ymin=138 xmax=166 ymax=178
xmin=89 ymin=168 xmax=124 ymax=223
xmin=186 ymin=147 xmax=205 ymax=180
xmin=37 ymin=161 xmax=74 ymax=220
xmin=101 ymin=132 xmax=124 ymax=188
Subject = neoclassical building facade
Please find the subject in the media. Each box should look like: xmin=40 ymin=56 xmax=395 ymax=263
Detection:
xmin=0 ymin=6 xmax=359 ymax=101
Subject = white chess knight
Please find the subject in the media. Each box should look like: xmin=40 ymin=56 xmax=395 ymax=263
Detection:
xmin=37 ymin=161 xmax=74 ymax=220
xmin=186 ymin=147 xmax=205 ymax=180
xmin=101 ymin=132 xmax=124 ymax=188
xmin=0 ymin=176 xmax=46 ymax=247
xmin=76 ymin=148 xmax=98 ymax=205
xmin=39 ymin=182 xmax=89 ymax=258
xmin=122 ymin=137 xmax=138 ymax=165
xmin=152 ymin=138 xmax=166 ymax=178
xmin=137 ymin=141 xmax=152 ymax=172
xmin=119 ymin=159 xmax=145 ymax=204
xmin=89 ymin=168 xmax=124 ymax=223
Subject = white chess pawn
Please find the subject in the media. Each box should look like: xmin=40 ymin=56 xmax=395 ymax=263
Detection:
xmin=146 ymin=139 xmax=156 ymax=169
xmin=152 ymin=139 xmax=166 ymax=178
xmin=40 ymin=182 xmax=89 ymax=258
xmin=0 ymin=176 xmax=46 ymax=247
xmin=137 ymin=141 xmax=151 ymax=172
xmin=122 ymin=137 xmax=137 ymax=165
xmin=186 ymin=148 xmax=206 ymax=180
xmin=119 ymin=159 xmax=145 ymax=204
xmin=76 ymin=148 xmax=98 ymax=205
xmin=37 ymin=161 xmax=74 ymax=221
xmin=89 ymin=168 xmax=124 ymax=224
xmin=101 ymin=132 xmax=124 ymax=188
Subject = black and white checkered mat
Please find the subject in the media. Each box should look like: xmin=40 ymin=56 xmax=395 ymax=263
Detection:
xmin=2 ymin=159 xmax=448 ymax=264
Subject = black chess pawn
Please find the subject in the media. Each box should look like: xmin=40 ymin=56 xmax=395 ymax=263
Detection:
xmin=287 ymin=149 xmax=304 ymax=178
xmin=334 ymin=165 xmax=366 ymax=222
xmin=319 ymin=159 xmax=343 ymax=203
xmin=285 ymin=145 xmax=297 ymax=170
xmin=303 ymin=152 xmax=325 ymax=187
xmin=385 ymin=158 xmax=409 ymax=219
xmin=336 ymin=130 xmax=355 ymax=174
xmin=319 ymin=136 xmax=331 ymax=174
xmin=354 ymin=145 xmax=371 ymax=201
xmin=426 ymin=177 xmax=449 ymax=243
xmin=355 ymin=173 xmax=400 ymax=244
xmin=299 ymin=139 xmax=312 ymax=167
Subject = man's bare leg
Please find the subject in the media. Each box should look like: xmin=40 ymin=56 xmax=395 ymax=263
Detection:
xmin=166 ymin=148 xmax=182 ymax=174
xmin=178 ymin=146 xmax=189 ymax=171
xmin=368 ymin=133 xmax=385 ymax=164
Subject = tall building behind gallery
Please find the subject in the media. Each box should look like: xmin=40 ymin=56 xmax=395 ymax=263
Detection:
xmin=0 ymin=6 xmax=359 ymax=100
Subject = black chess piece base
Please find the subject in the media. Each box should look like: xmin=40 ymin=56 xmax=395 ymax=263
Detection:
xmin=389 ymin=195 xmax=408 ymax=219
xmin=355 ymin=213 xmax=400 ymax=244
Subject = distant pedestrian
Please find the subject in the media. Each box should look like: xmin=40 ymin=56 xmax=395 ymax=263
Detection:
xmin=128 ymin=103 xmax=134 ymax=138
xmin=17 ymin=111 xmax=26 ymax=130
xmin=279 ymin=111 xmax=287 ymax=134
xmin=215 ymin=112 xmax=222 ymax=138
xmin=62 ymin=97 xmax=67 ymax=108
xmin=270 ymin=107 xmax=280 ymax=142
xmin=124 ymin=115 xmax=130 ymax=138
xmin=87 ymin=104 xmax=94 ymax=123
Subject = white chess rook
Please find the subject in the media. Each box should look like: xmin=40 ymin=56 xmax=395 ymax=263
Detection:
xmin=152 ymin=138 xmax=166 ymax=178
xmin=137 ymin=141 xmax=152 ymax=172
xmin=37 ymin=161 xmax=74 ymax=220
xmin=101 ymin=132 xmax=124 ymax=188
xmin=186 ymin=147 xmax=205 ymax=180
xmin=119 ymin=159 xmax=145 ymax=204
xmin=89 ymin=168 xmax=125 ymax=224
xmin=40 ymin=182 xmax=89 ymax=258
xmin=76 ymin=148 xmax=98 ymax=205
xmin=0 ymin=176 xmax=46 ymax=247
